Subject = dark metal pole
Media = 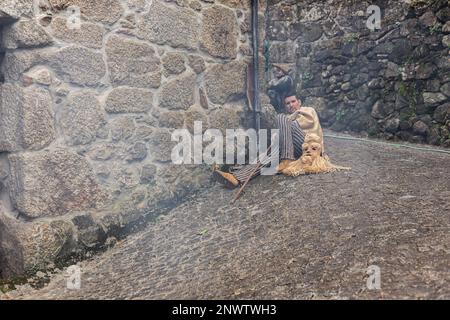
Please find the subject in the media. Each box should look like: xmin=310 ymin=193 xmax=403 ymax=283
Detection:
xmin=251 ymin=0 xmax=261 ymax=135
xmin=233 ymin=0 xmax=261 ymax=203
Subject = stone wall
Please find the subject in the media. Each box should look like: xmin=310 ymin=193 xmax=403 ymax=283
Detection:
xmin=0 ymin=0 xmax=270 ymax=277
xmin=267 ymin=0 xmax=450 ymax=146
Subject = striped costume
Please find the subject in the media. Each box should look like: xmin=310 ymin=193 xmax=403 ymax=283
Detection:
xmin=230 ymin=114 xmax=306 ymax=182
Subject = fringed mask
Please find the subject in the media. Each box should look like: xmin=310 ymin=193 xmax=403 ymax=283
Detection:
xmin=282 ymin=134 xmax=351 ymax=176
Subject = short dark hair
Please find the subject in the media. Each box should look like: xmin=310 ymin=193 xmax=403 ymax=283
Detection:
xmin=284 ymin=94 xmax=298 ymax=102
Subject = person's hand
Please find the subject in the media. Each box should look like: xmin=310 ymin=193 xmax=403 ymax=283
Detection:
xmin=287 ymin=109 xmax=301 ymax=120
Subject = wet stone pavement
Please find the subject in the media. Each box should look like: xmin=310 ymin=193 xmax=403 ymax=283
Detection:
xmin=2 ymin=133 xmax=450 ymax=299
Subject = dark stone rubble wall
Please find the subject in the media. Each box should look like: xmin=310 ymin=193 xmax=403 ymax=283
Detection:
xmin=266 ymin=0 xmax=450 ymax=146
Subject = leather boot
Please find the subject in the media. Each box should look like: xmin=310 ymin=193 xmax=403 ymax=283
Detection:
xmin=213 ymin=170 xmax=240 ymax=189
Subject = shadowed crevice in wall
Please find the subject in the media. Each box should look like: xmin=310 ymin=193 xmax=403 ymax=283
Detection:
xmin=0 ymin=52 xmax=5 ymax=84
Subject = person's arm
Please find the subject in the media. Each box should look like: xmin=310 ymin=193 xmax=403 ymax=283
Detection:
xmin=296 ymin=108 xmax=315 ymax=129
xmin=310 ymin=108 xmax=325 ymax=155
xmin=296 ymin=107 xmax=325 ymax=154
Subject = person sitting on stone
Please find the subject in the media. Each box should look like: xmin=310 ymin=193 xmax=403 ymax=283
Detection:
xmin=213 ymin=93 xmax=325 ymax=189
xmin=267 ymin=64 xmax=295 ymax=113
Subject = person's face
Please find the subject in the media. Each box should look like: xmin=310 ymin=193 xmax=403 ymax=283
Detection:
xmin=284 ymin=96 xmax=301 ymax=114
xmin=273 ymin=67 xmax=284 ymax=79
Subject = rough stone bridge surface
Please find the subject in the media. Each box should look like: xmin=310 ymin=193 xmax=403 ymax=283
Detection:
xmin=2 ymin=132 xmax=449 ymax=299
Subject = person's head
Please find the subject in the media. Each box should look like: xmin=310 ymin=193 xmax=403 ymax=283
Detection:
xmin=273 ymin=66 xmax=285 ymax=79
xmin=272 ymin=64 xmax=291 ymax=79
xmin=284 ymin=95 xmax=301 ymax=114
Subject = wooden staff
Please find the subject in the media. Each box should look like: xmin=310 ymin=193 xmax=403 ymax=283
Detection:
xmin=231 ymin=142 xmax=274 ymax=204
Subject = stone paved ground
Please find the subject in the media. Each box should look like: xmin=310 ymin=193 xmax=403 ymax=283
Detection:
xmin=2 ymin=132 xmax=450 ymax=299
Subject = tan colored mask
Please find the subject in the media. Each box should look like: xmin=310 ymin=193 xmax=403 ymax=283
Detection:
xmin=282 ymin=133 xmax=350 ymax=176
